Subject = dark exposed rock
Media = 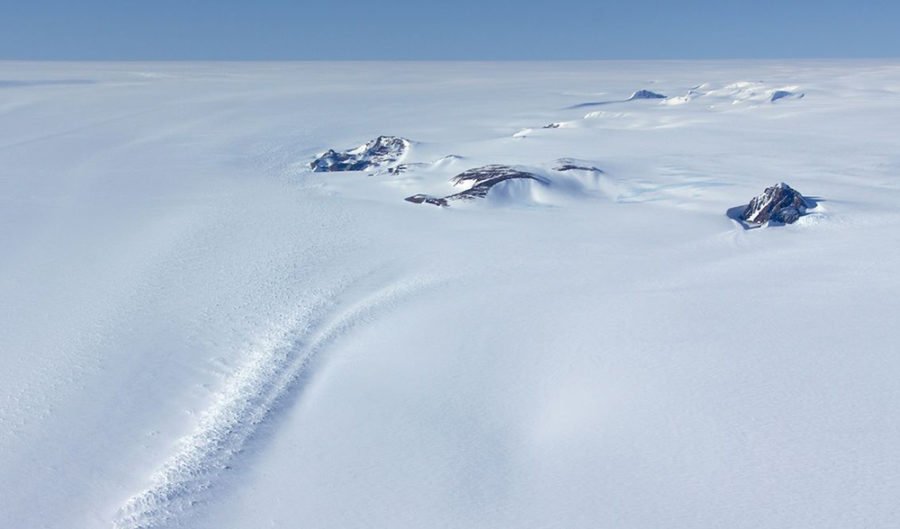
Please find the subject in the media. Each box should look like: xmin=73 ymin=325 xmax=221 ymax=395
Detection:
xmin=310 ymin=136 xmax=410 ymax=172
xmin=628 ymin=89 xmax=667 ymax=100
xmin=449 ymin=165 xmax=548 ymax=188
xmin=405 ymin=165 xmax=549 ymax=207
xmin=770 ymin=90 xmax=804 ymax=102
xmin=387 ymin=162 xmax=429 ymax=175
xmin=445 ymin=186 xmax=492 ymax=201
xmin=568 ymin=89 xmax=669 ymax=109
xmin=740 ymin=182 xmax=810 ymax=224
xmin=404 ymin=194 xmax=448 ymax=207
xmin=554 ymin=159 xmax=604 ymax=173
xmin=555 ymin=164 xmax=603 ymax=173
xmin=543 ymin=123 xmax=561 ymax=129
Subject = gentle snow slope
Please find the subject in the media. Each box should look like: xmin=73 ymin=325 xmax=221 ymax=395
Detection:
xmin=1 ymin=61 xmax=900 ymax=529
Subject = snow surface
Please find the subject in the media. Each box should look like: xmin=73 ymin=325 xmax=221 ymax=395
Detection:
xmin=2 ymin=60 xmax=900 ymax=529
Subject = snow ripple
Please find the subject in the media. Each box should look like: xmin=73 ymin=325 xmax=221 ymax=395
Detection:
xmin=114 ymin=276 xmax=434 ymax=529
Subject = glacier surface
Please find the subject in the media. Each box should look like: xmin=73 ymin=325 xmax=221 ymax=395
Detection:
xmin=2 ymin=60 xmax=900 ymax=529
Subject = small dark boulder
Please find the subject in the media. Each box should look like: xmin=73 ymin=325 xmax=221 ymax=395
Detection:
xmin=387 ymin=162 xmax=429 ymax=175
xmin=554 ymin=159 xmax=604 ymax=173
xmin=404 ymin=194 xmax=448 ymax=207
xmin=310 ymin=136 xmax=410 ymax=172
xmin=741 ymin=182 xmax=810 ymax=224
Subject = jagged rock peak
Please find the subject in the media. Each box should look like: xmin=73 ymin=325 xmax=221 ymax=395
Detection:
xmin=348 ymin=135 xmax=410 ymax=157
xmin=310 ymin=136 xmax=411 ymax=172
xmin=628 ymin=89 xmax=667 ymax=100
xmin=741 ymin=182 xmax=810 ymax=224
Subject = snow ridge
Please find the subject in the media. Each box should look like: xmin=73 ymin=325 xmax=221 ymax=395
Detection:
xmin=114 ymin=276 xmax=435 ymax=529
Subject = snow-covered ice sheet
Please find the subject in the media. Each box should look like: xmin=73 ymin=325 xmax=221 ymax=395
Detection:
xmin=1 ymin=61 xmax=900 ymax=528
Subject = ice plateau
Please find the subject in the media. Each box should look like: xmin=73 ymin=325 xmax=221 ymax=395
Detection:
xmin=2 ymin=60 xmax=900 ymax=529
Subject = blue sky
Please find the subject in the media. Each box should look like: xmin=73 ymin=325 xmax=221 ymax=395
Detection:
xmin=1 ymin=0 xmax=898 ymax=60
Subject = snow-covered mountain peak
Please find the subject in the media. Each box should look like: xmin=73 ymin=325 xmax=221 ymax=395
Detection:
xmin=310 ymin=136 xmax=411 ymax=172
xmin=628 ymin=89 xmax=667 ymax=100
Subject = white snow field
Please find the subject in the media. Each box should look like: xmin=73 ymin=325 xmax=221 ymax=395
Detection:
xmin=2 ymin=60 xmax=900 ymax=529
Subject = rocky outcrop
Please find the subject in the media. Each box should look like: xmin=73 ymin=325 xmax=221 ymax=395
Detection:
xmin=405 ymin=165 xmax=549 ymax=207
xmin=628 ymin=89 xmax=666 ymax=100
xmin=740 ymin=182 xmax=810 ymax=224
xmin=770 ymin=90 xmax=804 ymax=102
xmin=569 ymin=89 xmax=669 ymax=109
xmin=449 ymin=165 xmax=548 ymax=196
xmin=553 ymin=159 xmax=604 ymax=173
xmin=310 ymin=136 xmax=410 ymax=172
xmin=404 ymin=194 xmax=448 ymax=207
xmin=387 ymin=162 xmax=430 ymax=175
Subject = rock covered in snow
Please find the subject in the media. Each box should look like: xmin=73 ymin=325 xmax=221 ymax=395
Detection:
xmin=387 ymin=162 xmax=430 ymax=175
xmin=387 ymin=164 xmax=410 ymax=175
xmin=448 ymin=165 xmax=548 ymax=198
xmin=405 ymin=165 xmax=549 ymax=207
xmin=310 ymin=136 xmax=410 ymax=172
xmin=553 ymin=159 xmax=604 ymax=173
xmin=628 ymin=89 xmax=667 ymax=100
xmin=741 ymin=182 xmax=810 ymax=224
xmin=404 ymin=194 xmax=448 ymax=207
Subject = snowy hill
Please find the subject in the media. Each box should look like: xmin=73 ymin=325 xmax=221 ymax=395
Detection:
xmin=2 ymin=60 xmax=900 ymax=529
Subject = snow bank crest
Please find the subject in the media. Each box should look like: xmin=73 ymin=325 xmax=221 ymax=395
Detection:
xmin=664 ymin=82 xmax=805 ymax=106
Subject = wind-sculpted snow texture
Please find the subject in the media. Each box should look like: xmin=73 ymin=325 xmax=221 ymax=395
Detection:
xmin=3 ymin=61 xmax=900 ymax=529
xmin=662 ymin=81 xmax=806 ymax=107
xmin=115 ymin=276 xmax=435 ymax=529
